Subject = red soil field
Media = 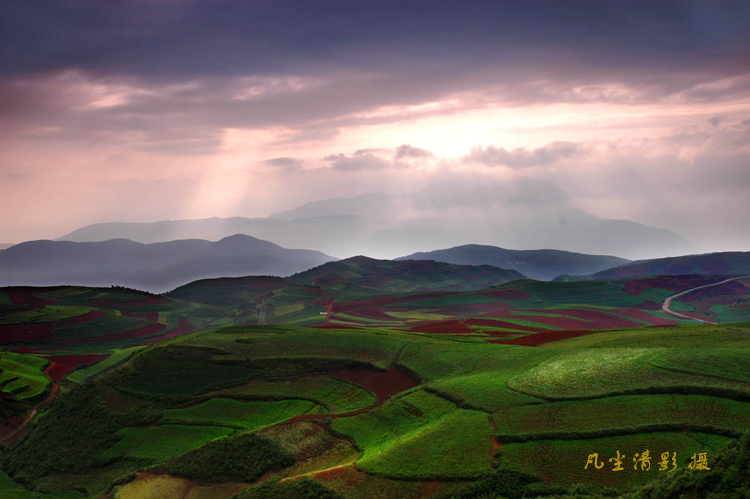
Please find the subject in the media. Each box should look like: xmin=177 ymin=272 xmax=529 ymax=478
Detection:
xmin=470 ymin=301 xmax=517 ymax=314
xmin=480 ymin=308 xmax=645 ymax=331
xmin=331 ymin=293 xmax=453 ymax=314
xmin=324 ymin=366 xmax=419 ymax=404
xmin=535 ymin=309 xmax=645 ymax=329
xmin=634 ymin=300 xmax=662 ymax=310
xmin=144 ymin=318 xmax=195 ymax=343
xmin=314 ymin=464 xmax=350 ymax=481
xmin=287 ymin=366 xmax=419 ymax=423
xmin=0 ymin=323 xmax=53 ymax=344
xmin=410 ymin=320 xmax=474 ymax=335
xmin=346 ymin=308 xmax=398 ymax=321
xmin=45 ymin=353 xmax=109 ymax=380
xmin=430 ymin=306 xmax=491 ymax=316
xmin=490 ymin=329 xmax=602 ymax=347
xmin=613 ymin=308 xmax=678 ymax=326
xmin=465 ymin=318 xmax=547 ymax=333
xmin=623 ymin=276 xmax=720 ymax=296
xmin=60 ymin=323 xmax=168 ymax=344
xmin=685 ymin=280 xmax=749 ymax=299
xmin=3 ymin=291 xmax=55 ymax=313
xmin=121 ymin=310 xmax=159 ymax=321
xmin=56 ymin=310 xmax=107 ymax=326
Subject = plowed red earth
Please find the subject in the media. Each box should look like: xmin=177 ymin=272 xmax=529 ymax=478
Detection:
xmin=615 ymin=309 xmax=678 ymax=326
xmin=347 ymin=308 xmax=398 ymax=320
xmin=0 ymin=324 xmax=53 ymax=344
xmin=3 ymin=291 xmax=55 ymax=313
xmin=411 ymin=321 xmax=474 ymax=335
xmin=528 ymin=310 xmax=645 ymax=330
xmin=122 ymin=310 xmax=159 ymax=321
xmin=465 ymin=318 xmax=546 ymax=333
xmin=685 ymin=281 xmax=748 ymax=299
xmin=490 ymin=329 xmax=600 ymax=346
xmin=287 ymin=366 xmax=419 ymax=422
xmin=58 ymin=323 xmax=167 ymax=344
xmin=324 ymin=366 xmax=419 ymax=403
xmin=331 ymin=293 xmax=453 ymax=314
xmin=56 ymin=310 xmax=107 ymax=326
xmin=478 ymin=309 xmax=650 ymax=330
xmin=623 ymin=276 xmax=721 ymax=296
xmin=144 ymin=318 xmax=195 ymax=343
xmin=45 ymin=354 xmax=109 ymax=380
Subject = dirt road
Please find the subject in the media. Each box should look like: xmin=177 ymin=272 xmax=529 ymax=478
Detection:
xmin=662 ymin=275 xmax=750 ymax=324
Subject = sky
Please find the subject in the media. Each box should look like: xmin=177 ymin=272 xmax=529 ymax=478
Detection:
xmin=1 ymin=0 xmax=750 ymax=253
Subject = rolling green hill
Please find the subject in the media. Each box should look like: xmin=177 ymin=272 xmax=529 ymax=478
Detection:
xmin=397 ymin=244 xmax=629 ymax=281
xmin=288 ymin=256 xmax=527 ymax=295
xmin=586 ymin=251 xmax=750 ymax=280
xmin=1 ymin=265 xmax=749 ymax=499
xmin=2 ymin=322 xmax=750 ymax=499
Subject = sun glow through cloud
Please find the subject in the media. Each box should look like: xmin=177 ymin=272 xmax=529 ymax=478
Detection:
xmin=0 ymin=0 xmax=748 ymax=253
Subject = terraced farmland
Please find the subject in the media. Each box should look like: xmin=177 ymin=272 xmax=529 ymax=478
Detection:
xmin=0 ymin=321 xmax=748 ymax=499
xmin=1 ymin=268 xmax=750 ymax=499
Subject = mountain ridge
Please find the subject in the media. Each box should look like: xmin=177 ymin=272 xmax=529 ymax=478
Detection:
xmin=582 ymin=251 xmax=750 ymax=280
xmin=397 ymin=244 xmax=629 ymax=281
xmin=54 ymin=178 xmax=693 ymax=260
xmin=0 ymin=235 xmax=335 ymax=293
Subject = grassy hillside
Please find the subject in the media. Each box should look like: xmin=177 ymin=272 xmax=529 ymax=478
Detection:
xmin=1 ymin=265 xmax=749 ymax=499
xmin=588 ymin=251 xmax=750 ymax=280
xmin=288 ymin=256 xmax=527 ymax=295
xmin=2 ymin=322 xmax=750 ymax=498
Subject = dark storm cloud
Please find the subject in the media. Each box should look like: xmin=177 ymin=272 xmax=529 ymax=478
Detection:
xmin=1 ymin=1 xmax=749 ymax=154
xmin=463 ymin=142 xmax=584 ymax=168
xmin=2 ymin=1 xmax=748 ymax=80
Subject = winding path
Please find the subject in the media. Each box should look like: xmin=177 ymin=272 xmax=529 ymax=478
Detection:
xmin=662 ymin=275 xmax=750 ymax=324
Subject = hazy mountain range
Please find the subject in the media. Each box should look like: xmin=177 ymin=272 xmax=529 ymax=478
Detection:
xmin=0 ymin=234 xmax=634 ymax=294
xmin=584 ymin=251 xmax=750 ymax=280
xmin=57 ymin=178 xmax=693 ymax=260
xmin=398 ymin=244 xmax=629 ymax=281
xmin=0 ymin=235 xmax=334 ymax=293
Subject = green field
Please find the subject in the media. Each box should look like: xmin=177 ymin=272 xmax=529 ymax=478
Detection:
xmin=1 ymin=273 xmax=750 ymax=499
xmin=162 ymin=398 xmax=322 ymax=429
xmin=0 ymin=352 xmax=49 ymax=400
xmin=104 ymin=424 xmax=235 ymax=461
